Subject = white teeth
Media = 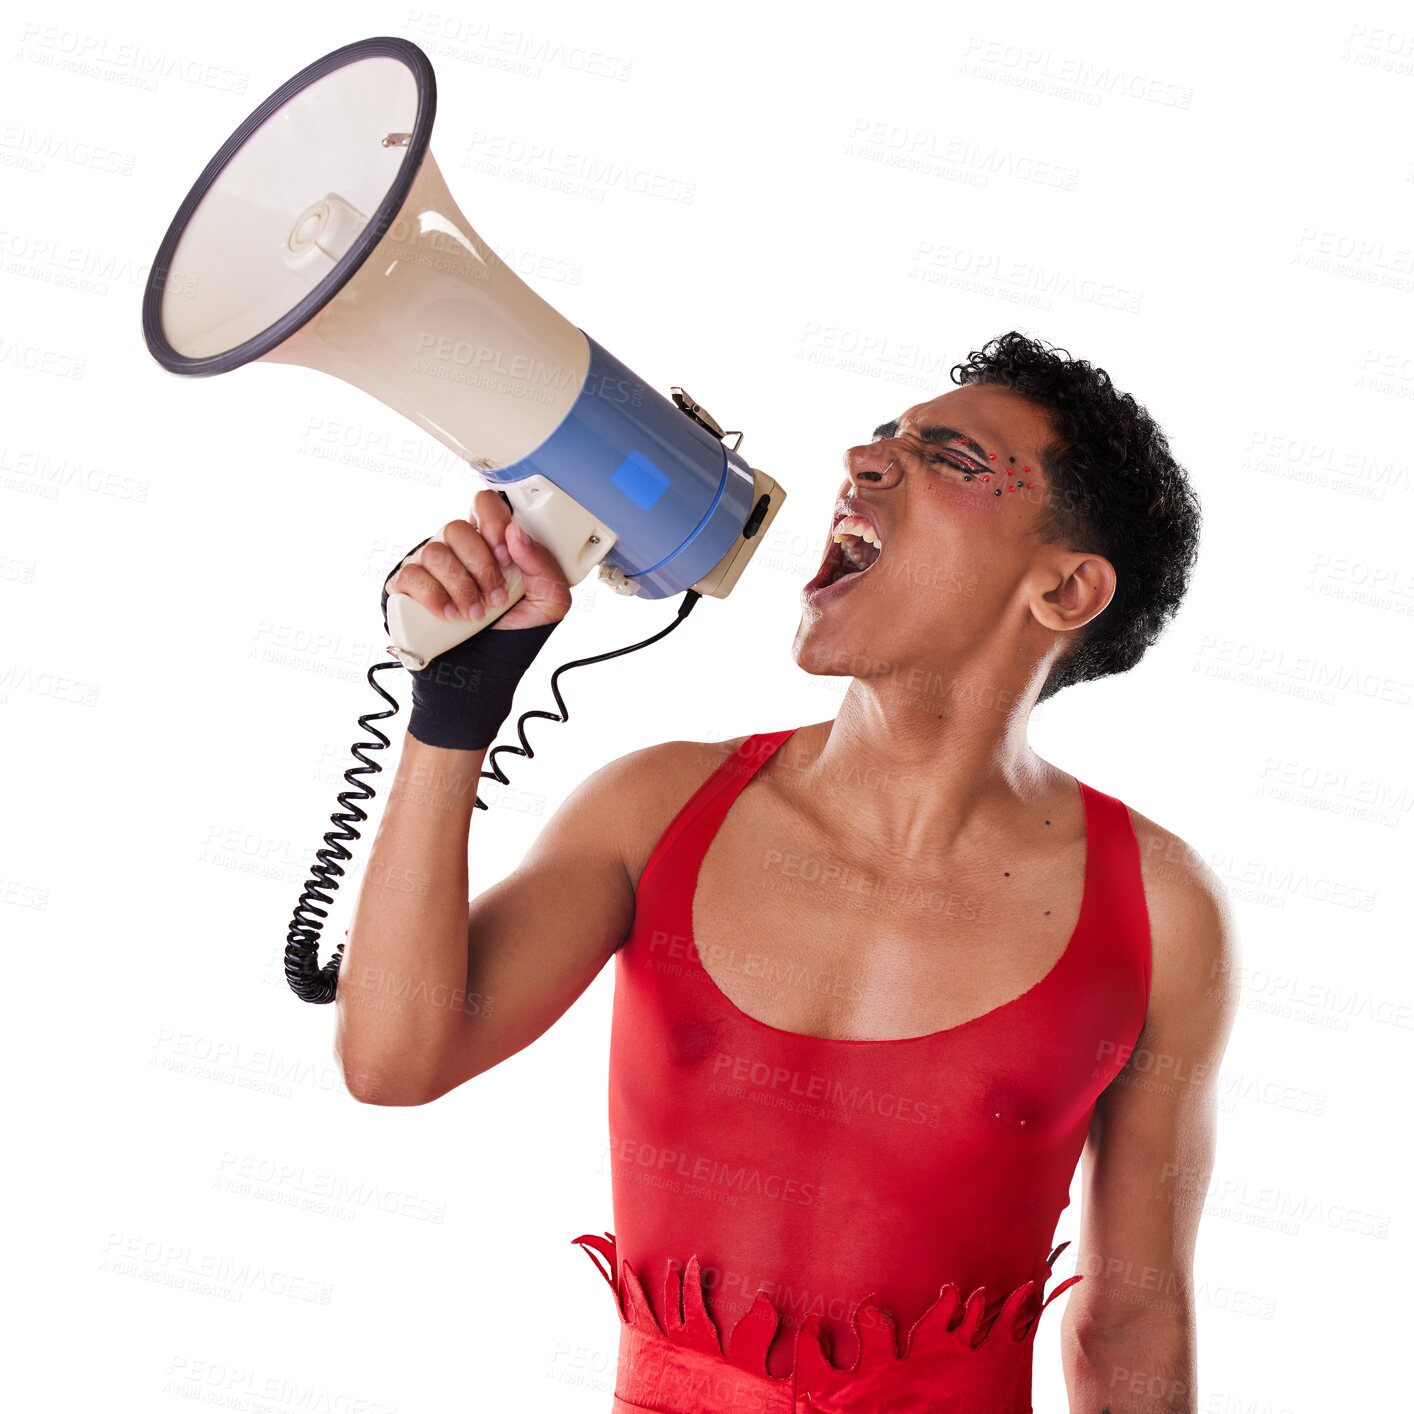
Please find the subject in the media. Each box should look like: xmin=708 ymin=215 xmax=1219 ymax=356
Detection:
xmin=831 ymin=516 xmax=882 ymax=548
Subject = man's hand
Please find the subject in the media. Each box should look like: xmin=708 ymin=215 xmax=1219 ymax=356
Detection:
xmin=386 ymin=488 xmax=572 ymax=631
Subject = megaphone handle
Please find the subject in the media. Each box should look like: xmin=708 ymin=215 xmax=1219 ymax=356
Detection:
xmin=385 ymin=561 xmax=528 ymax=670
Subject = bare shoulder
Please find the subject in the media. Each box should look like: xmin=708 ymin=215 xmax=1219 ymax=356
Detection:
xmin=587 ymin=732 xmax=755 ymax=891
xmin=1124 ymin=803 xmax=1235 ymax=948
xmin=1123 ymin=801 xmax=1242 ymax=1048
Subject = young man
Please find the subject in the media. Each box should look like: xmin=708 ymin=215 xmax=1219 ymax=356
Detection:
xmin=338 ymin=331 xmax=1239 ymax=1414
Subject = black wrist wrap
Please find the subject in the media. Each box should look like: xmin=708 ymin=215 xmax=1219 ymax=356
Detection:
xmin=381 ymin=538 xmax=560 ymax=752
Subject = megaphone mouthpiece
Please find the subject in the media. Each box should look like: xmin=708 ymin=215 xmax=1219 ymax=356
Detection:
xmin=284 ymin=192 xmax=368 ymax=272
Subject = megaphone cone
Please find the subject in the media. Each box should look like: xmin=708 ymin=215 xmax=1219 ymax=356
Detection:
xmin=142 ymin=35 xmax=784 ymax=669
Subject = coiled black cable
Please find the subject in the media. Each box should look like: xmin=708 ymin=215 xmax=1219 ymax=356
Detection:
xmin=283 ymin=588 xmax=702 ymax=1004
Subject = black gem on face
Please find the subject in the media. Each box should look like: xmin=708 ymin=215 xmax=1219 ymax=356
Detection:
xmin=1009 ymin=455 xmax=1016 ymax=463
xmin=994 ymin=489 xmax=1001 ymax=496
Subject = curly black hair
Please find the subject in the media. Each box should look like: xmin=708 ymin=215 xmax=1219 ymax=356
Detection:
xmin=949 ymin=330 xmax=1201 ymax=703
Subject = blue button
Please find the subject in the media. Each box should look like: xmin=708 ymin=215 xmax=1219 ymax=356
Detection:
xmin=611 ymin=450 xmax=669 ymax=510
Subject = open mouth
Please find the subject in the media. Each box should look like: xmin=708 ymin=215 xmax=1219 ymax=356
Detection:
xmin=806 ymin=516 xmax=884 ymax=592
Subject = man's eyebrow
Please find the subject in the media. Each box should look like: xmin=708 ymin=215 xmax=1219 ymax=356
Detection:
xmin=871 ymin=420 xmax=992 ymax=464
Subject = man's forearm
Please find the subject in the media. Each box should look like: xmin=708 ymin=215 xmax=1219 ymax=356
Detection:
xmin=1064 ymin=1315 xmax=1195 ymax=1413
xmin=334 ymin=731 xmax=485 ymax=1104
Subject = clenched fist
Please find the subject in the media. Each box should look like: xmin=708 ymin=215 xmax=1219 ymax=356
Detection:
xmin=384 ymin=488 xmax=572 ymax=632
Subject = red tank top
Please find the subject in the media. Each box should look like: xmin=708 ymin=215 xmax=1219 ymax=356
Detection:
xmin=574 ymin=728 xmax=1152 ymax=1413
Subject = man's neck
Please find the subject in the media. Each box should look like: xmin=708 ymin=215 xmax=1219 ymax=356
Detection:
xmin=783 ymin=669 xmax=1064 ymax=861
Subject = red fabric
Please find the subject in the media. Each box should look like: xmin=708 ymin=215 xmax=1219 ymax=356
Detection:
xmin=574 ymin=727 xmax=1152 ymax=1412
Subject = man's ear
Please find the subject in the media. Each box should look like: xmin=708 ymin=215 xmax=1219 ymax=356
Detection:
xmin=1030 ymin=552 xmax=1116 ymax=634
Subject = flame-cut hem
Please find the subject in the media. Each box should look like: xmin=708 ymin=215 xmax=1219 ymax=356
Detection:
xmin=572 ymin=1232 xmax=1084 ymax=1414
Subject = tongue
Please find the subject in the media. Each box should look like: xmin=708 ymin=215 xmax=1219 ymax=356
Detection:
xmin=840 ymin=538 xmax=881 ymax=573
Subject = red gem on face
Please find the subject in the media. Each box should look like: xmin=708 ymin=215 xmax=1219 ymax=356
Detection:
xmin=988 ymin=452 xmax=996 ymax=460
xmin=1026 ymin=481 xmax=1032 ymax=488
xmin=982 ymin=474 xmax=990 ymax=481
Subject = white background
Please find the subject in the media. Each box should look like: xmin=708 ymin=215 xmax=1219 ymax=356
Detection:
xmin=4 ymin=1 xmax=1411 ymax=1410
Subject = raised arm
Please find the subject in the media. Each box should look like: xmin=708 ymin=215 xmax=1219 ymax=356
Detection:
xmin=335 ymin=485 xmax=593 ymax=1105
xmin=335 ymin=734 xmax=657 ymax=1105
xmin=1060 ymin=814 xmax=1242 ymax=1413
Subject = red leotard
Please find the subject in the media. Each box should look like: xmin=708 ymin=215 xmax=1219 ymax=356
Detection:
xmin=574 ymin=728 xmax=1152 ymax=1413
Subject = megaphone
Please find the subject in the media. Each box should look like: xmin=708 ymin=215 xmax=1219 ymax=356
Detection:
xmin=139 ymin=35 xmax=788 ymax=1005
xmin=141 ymin=34 xmax=785 ymax=671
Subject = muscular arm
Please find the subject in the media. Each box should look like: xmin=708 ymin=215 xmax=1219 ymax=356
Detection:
xmin=333 ymin=734 xmax=493 ymax=1105
xmin=334 ymin=734 xmax=720 ymax=1105
xmin=1061 ymin=815 xmax=1241 ymax=1414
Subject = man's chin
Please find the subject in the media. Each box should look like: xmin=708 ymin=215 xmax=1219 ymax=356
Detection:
xmin=791 ymin=603 xmax=882 ymax=677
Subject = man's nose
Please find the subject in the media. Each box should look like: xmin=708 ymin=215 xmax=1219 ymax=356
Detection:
xmin=843 ymin=442 xmax=902 ymax=486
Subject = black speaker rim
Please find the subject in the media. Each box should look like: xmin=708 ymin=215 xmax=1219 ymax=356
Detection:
xmin=141 ymin=35 xmax=437 ymax=377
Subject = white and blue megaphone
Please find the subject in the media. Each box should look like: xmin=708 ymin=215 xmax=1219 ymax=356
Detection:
xmin=141 ymin=35 xmax=785 ymax=670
